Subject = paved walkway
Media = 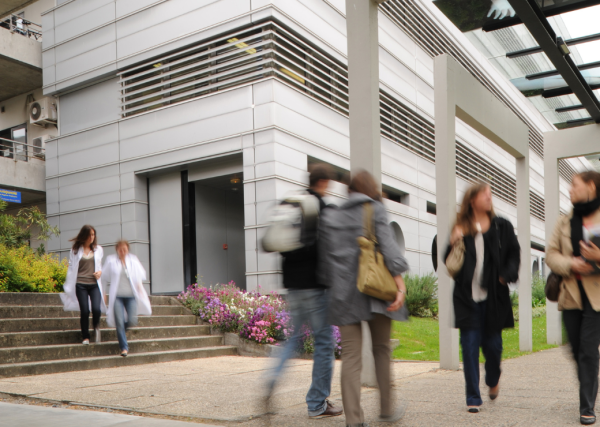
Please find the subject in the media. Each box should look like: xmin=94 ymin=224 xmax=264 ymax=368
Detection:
xmin=0 ymin=401 xmax=219 ymax=427
xmin=0 ymin=346 xmax=588 ymax=426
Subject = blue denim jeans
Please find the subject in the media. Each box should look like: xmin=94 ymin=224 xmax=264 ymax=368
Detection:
xmin=268 ymin=288 xmax=334 ymax=416
xmin=114 ymin=297 xmax=137 ymax=351
xmin=460 ymin=301 xmax=503 ymax=407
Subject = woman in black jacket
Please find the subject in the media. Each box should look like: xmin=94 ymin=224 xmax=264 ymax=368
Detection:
xmin=445 ymin=182 xmax=520 ymax=413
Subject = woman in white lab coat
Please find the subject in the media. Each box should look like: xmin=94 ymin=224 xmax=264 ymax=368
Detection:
xmin=102 ymin=240 xmax=152 ymax=356
xmin=60 ymin=225 xmax=105 ymax=345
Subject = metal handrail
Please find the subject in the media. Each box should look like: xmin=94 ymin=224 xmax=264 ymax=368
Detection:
xmin=0 ymin=137 xmax=45 ymax=162
xmin=0 ymin=14 xmax=42 ymax=41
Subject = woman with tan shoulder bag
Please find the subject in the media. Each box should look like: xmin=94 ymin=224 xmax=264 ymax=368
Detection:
xmin=319 ymin=170 xmax=409 ymax=427
xmin=444 ymin=182 xmax=520 ymax=414
xmin=546 ymin=171 xmax=600 ymax=426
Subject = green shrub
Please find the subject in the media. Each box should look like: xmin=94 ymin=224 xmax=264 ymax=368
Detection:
xmin=404 ymin=273 xmax=438 ymax=318
xmin=532 ymin=272 xmax=546 ymax=307
xmin=0 ymin=244 xmax=68 ymax=293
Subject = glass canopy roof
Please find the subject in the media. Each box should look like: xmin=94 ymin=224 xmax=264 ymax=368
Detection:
xmin=431 ymin=0 xmax=600 ymax=129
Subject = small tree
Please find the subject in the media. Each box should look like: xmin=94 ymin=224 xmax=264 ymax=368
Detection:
xmin=0 ymin=200 xmax=60 ymax=255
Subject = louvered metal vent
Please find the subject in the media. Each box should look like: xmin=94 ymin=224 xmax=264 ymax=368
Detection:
xmin=529 ymin=130 xmax=544 ymax=160
xmin=380 ymin=90 xmax=435 ymax=162
xmin=456 ymin=142 xmax=517 ymax=206
xmin=559 ymin=159 xmax=577 ymax=183
xmin=530 ymin=191 xmax=545 ymax=222
xmin=119 ymin=21 xmax=348 ymax=117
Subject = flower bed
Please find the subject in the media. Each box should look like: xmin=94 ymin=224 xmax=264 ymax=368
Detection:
xmin=178 ymin=282 xmax=342 ymax=358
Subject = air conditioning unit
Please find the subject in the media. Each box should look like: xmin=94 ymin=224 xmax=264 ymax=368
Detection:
xmin=29 ymin=98 xmax=57 ymax=126
xmin=31 ymin=135 xmax=51 ymax=159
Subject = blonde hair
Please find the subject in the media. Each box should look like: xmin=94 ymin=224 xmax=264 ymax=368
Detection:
xmin=455 ymin=182 xmax=495 ymax=236
xmin=115 ymin=239 xmax=130 ymax=251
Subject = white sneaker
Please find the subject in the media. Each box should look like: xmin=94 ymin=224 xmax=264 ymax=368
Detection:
xmin=95 ymin=328 xmax=101 ymax=343
xmin=82 ymin=339 xmax=90 ymax=345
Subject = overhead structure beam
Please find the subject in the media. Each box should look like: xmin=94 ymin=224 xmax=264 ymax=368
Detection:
xmin=542 ymin=83 xmax=600 ymax=98
xmin=526 ymin=60 xmax=600 ymax=80
xmin=483 ymin=0 xmax=600 ymax=32
xmin=506 ymin=0 xmax=600 ymax=122
xmin=507 ymin=32 xmax=600 ymax=59
xmin=556 ymin=104 xmax=585 ymax=113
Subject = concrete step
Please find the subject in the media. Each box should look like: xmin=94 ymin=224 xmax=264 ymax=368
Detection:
xmin=0 ymin=325 xmax=210 ymax=348
xmin=0 ymin=346 xmax=237 ymax=378
xmin=0 ymin=315 xmax=197 ymax=333
xmin=0 ymin=293 xmax=182 ymax=306
xmin=0 ymin=336 xmax=225 ymax=364
xmin=0 ymin=305 xmax=191 ymax=318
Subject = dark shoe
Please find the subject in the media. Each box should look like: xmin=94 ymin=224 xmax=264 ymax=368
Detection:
xmin=310 ymin=400 xmax=343 ymax=419
xmin=468 ymin=406 xmax=481 ymax=413
xmin=378 ymin=401 xmax=407 ymax=422
xmin=581 ymin=416 xmax=596 ymax=425
xmin=489 ymin=384 xmax=500 ymax=400
xmin=121 ymin=350 xmax=128 ymax=357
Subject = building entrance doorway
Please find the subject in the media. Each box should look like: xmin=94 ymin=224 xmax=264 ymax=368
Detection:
xmin=192 ymin=173 xmax=245 ymax=289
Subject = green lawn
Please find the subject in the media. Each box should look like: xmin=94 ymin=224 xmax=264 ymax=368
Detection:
xmin=391 ymin=314 xmax=561 ymax=362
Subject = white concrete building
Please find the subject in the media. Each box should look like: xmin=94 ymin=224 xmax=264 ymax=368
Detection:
xmin=37 ymin=0 xmax=590 ymax=294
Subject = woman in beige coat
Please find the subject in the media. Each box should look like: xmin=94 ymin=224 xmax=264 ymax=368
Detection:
xmin=546 ymin=171 xmax=600 ymax=426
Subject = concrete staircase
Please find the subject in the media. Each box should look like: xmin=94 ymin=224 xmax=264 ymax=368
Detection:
xmin=0 ymin=293 xmax=236 ymax=378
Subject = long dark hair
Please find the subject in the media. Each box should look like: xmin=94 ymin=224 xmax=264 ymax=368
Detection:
xmin=575 ymin=171 xmax=600 ymax=199
xmin=348 ymin=170 xmax=382 ymax=202
xmin=70 ymin=225 xmax=97 ymax=252
xmin=456 ymin=182 xmax=495 ymax=236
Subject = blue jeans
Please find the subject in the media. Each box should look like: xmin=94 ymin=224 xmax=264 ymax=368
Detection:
xmin=114 ymin=297 xmax=137 ymax=351
xmin=460 ymin=301 xmax=502 ymax=407
xmin=268 ymin=288 xmax=334 ymax=416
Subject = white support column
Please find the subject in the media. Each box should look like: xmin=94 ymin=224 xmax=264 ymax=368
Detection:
xmin=516 ymin=156 xmax=532 ymax=351
xmin=434 ymin=55 xmax=460 ymax=370
xmin=346 ymin=0 xmax=381 ymax=181
xmin=543 ymin=144 xmax=562 ymax=344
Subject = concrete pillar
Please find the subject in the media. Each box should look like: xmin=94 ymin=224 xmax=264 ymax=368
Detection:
xmin=516 ymin=156 xmax=532 ymax=351
xmin=544 ymin=148 xmax=562 ymax=344
xmin=345 ymin=0 xmax=385 ymax=386
xmin=433 ymin=55 xmax=460 ymax=370
xmin=346 ymin=0 xmax=381 ymax=181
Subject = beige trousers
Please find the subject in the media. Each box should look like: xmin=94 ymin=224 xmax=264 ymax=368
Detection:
xmin=339 ymin=314 xmax=392 ymax=425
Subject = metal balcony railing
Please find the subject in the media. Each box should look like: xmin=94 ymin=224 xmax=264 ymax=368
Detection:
xmin=0 ymin=14 xmax=42 ymax=41
xmin=0 ymin=137 xmax=45 ymax=162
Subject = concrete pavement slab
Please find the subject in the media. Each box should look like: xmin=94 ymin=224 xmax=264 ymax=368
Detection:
xmin=0 ymin=402 xmax=219 ymax=427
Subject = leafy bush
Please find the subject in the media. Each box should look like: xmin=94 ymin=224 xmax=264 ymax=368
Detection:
xmin=510 ymin=273 xmax=548 ymax=320
xmin=404 ymin=273 xmax=438 ymax=318
xmin=532 ymin=272 xmax=547 ymax=307
xmin=0 ymin=200 xmax=59 ymax=255
xmin=0 ymin=244 xmax=68 ymax=293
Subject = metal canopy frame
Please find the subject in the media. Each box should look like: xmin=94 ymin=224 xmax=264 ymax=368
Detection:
xmin=544 ymin=124 xmax=600 ymax=344
xmin=504 ymin=0 xmax=600 ymax=123
xmin=435 ymin=54 xmax=532 ymax=370
xmin=507 ymin=32 xmax=600 ymax=59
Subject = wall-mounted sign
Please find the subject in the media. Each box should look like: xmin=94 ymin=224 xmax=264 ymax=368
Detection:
xmin=0 ymin=189 xmax=21 ymax=203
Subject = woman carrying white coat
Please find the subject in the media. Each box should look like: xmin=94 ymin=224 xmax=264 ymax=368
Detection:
xmin=102 ymin=240 xmax=152 ymax=357
xmin=60 ymin=225 xmax=105 ymax=345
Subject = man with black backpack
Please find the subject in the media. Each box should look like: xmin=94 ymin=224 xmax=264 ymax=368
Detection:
xmin=264 ymin=164 xmax=343 ymax=419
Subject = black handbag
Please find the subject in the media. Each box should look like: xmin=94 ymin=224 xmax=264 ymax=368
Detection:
xmin=545 ymin=272 xmax=562 ymax=302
